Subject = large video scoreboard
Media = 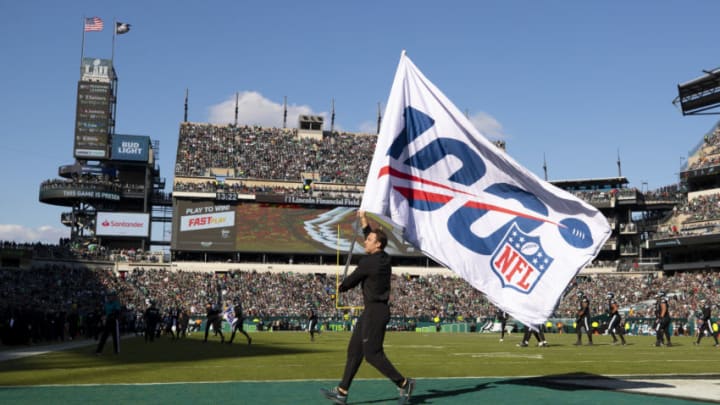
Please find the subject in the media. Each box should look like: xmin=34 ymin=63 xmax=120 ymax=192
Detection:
xmin=74 ymin=58 xmax=114 ymax=159
xmin=171 ymin=199 xmax=421 ymax=256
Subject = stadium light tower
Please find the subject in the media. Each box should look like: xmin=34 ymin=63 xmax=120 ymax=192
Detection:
xmin=674 ymin=67 xmax=720 ymax=115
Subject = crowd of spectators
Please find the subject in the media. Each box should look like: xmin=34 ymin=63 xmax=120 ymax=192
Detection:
xmin=175 ymin=123 xmax=376 ymax=184
xmin=0 ymin=264 xmax=124 ymax=345
xmin=174 ymin=122 xmax=720 ymax=245
xmin=679 ymin=192 xmax=720 ymax=223
xmin=174 ymin=122 xmax=688 ymax=204
xmin=40 ymin=173 xmax=148 ymax=199
xmin=553 ymin=271 xmax=719 ymax=321
xmin=1 ymin=239 xmax=93 ymax=261
xmin=685 ymin=124 xmax=720 ymax=172
xmin=643 ymin=184 xmax=685 ymax=203
xmin=15 ymin=122 xmax=720 ymax=344
xmin=173 ymin=180 xmax=363 ymax=200
xmin=2 ymin=263 xmax=719 ymax=345
xmin=1 ymin=241 xmax=164 ymax=264
xmin=40 ymin=174 xmax=123 ymax=194
xmin=652 ymin=192 xmax=720 ymax=238
xmin=566 ymin=187 xmax=684 ymax=208
xmin=568 ymin=190 xmax=614 ymax=205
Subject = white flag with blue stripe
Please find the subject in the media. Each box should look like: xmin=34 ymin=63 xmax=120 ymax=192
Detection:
xmin=223 ymin=305 xmax=235 ymax=325
xmin=360 ymin=51 xmax=611 ymax=327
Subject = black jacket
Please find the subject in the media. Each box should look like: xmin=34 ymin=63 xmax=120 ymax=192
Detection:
xmin=339 ymin=225 xmax=392 ymax=305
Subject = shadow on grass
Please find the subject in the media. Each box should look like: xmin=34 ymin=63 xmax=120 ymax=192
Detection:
xmin=0 ymin=334 xmax=330 ymax=372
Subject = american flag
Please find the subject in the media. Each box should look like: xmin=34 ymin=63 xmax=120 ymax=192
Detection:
xmin=84 ymin=17 xmax=104 ymax=32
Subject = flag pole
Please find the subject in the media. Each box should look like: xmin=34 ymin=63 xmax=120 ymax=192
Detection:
xmin=336 ymin=212 xmax=360 ymax=309
xmin=335 ymin=224 xmax=341 ymax=309
xmin=111 ymin=18 xmax=116 ymax=64
xmin=342 ymin=214 xmax=361 ymax=279
xmin=80 ymin=16 xmax=86 ymax=79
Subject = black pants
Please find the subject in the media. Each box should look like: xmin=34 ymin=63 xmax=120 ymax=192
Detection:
xmin=522 ymin=326 xmax=545 ymax=343
xmin=576 ymin=317 xmax=593 ymax=342
xmin=166 ymin=322 xmax=177 ymax=339
xmin=204 ymin=319 xmax=224 ymax=342
xmin=697 ymin=319 xmax=718 ymax=344
xmin=96 ymin=317 xmax=119 ymax=354
xmin=339 ymin=303 xmax=404 ymax=391
xmin=229 ymin=320 xmax=250 ymax=343
xmin=607 ymin=314 xmax=626 ymax=342
xmin=655 ymin=317 xmax=671 ymax=344
xmin=145 ymin=321 xmax=157 ymax=342
xmin=309 ymin=319 xmax=318 ymax=340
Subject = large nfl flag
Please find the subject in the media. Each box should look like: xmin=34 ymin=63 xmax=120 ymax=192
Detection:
xmin=361 ymin=51 xmax=611 ymax=327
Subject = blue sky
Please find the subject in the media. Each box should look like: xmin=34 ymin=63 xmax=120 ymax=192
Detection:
xmin=1 ymin=1 xmax=719 ymax=244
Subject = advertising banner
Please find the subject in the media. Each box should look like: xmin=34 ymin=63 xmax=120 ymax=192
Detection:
xmin=96 ymin=212 xmax=149 ymax=237
xmin=172 ymin=200 xmax=421 ymax=256
xmin=111 ymin=134 xmax=150 ymax=162
xmin=173 ymin=201 xmax=237 ymax=251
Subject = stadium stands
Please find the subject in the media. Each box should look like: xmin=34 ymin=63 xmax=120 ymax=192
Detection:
xmin=17 ymin=102 xmax=720 ymax=347
xmin=174 ymin=120 xmax=720 ymax=270
xmin=175 ymin=123 xmax=376 ymax=184
xmin=1 ymin=262 xmax=718 ymax=345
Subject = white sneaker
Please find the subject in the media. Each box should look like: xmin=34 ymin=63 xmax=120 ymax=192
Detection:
xmin=398 ymin=378 xmax=415 ymax=405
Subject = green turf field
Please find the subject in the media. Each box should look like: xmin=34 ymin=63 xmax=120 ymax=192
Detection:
xmin=0 ymin=332 xmax=717 ymax=404
xmin=0 ymin=332 xmax=717 ymax=385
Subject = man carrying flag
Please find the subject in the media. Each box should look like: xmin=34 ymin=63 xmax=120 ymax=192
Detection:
xmin=320 ymin=210 xmax=415 ymax=405
xmin=360 ymin=50 xmax=611 ymax=329
xmin=227 ymin=299 xmax=252 ymax=345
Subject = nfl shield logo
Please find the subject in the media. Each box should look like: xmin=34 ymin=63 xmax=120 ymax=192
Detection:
xmin=491 ymin=223 xmax=553 ymax=294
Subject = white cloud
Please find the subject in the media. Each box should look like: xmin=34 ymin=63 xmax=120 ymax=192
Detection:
xmin=207 ymin=93 xmax=505 ymax=140
xmin=207 ymin=91 xmax=327 ymax=129
xmin=0 ymin=224 xmax=68 ymax=244
xmin=469 ymin=111 xmax=508 ymax=140
xmin=357 ymin=120 xmax=378 ymax=135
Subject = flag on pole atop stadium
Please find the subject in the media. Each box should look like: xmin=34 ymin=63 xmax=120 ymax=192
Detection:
xmin=116 ymin=22 xmax=131 ymax=34
xmin=84 ymin=17 xmax=104 ymax=32
xmin=360 ymin=51 xmax=611 ymax=327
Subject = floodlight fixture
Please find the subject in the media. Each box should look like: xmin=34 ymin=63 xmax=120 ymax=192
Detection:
xmin=674 ymin=67 xmax=720 ymax=115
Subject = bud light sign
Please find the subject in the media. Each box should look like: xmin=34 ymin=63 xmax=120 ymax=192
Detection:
xmin=111 ymin=134 xmax=150 ymax=162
